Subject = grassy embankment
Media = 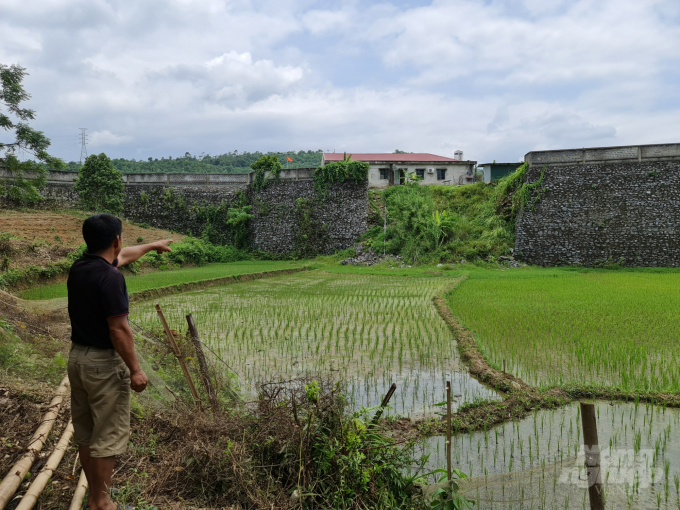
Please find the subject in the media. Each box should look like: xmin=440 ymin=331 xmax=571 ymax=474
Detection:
xmin=19 ymin=260 xmax=305 ymax=300
xmin=362 ymin=165 xmax=532 ymax=264
xmin=0 ymin=209 xmax=184 ymax=290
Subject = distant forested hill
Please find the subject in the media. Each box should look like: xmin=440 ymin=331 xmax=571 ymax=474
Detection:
xmin=62 ymin=150 xmax=324 ymax=174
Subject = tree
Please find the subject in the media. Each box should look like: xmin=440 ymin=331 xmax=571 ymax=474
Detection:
xmin=75 ymin=153 xmax=125 ymax=214
xmin=0 ymin=64 xmax=64 ymax=204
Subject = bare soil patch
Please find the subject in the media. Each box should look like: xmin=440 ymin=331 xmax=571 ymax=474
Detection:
xmin=0 ymin=210 xmax=182 ymax=272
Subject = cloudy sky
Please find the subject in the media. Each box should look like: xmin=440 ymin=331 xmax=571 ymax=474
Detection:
xmin=2 ymin=0 xmax=680 ymax=164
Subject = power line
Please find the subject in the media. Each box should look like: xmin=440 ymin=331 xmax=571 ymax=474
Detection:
xmin=79 ymin=128 xmax=88 ymax=163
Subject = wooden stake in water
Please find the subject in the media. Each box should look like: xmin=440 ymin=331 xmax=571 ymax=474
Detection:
xmin=156 ymin=304 xmax=201 ymax=407
xmin=371 ymin=383 xmax=397 ymax=426
xmin=580 ymin=402 xmax=604 ymax=510
xmin=186 ymin=313 xmax=218 ymax=409
xmin=446 ymin=380 xmax=452 ymax=483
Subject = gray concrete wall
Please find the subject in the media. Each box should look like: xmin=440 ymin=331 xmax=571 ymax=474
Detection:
xmin=516 ymin=143 xmax=680 ymax=266
xmin=525 ymin=143 xmax=680 ymax=167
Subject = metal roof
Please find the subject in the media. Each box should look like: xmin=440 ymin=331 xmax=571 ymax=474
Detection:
xmin=323 ymin=153 xmax=461 ymax=163
xmin=479 ymin=162 xmax=523 ymax=166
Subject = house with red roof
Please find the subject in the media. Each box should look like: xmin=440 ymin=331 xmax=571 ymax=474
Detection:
xmin=321 ymin=152 xmax=476 ymax=189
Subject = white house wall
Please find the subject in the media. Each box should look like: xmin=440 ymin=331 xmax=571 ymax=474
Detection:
xmin=482 ymin=166 xmax=492 ymax=184
xmin=367 ymin=164 xmax=474 ymax=189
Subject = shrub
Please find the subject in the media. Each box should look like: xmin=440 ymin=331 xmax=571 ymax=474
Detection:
xmin=168 ymin=237 xmax=209 ymax=266
xmin=225 ymin=203 xmax=253 ymax=249
xmin=149 ymin=378 xmax=427 ymax=509
xmin=168 ymin=237 xmax=251 ymax=266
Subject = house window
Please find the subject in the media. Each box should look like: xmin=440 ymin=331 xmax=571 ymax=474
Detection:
xmin=415 ymin=169 xmax=425 ymax=179
xmin=436 ymin=168 xmax=447 ymax=180
xmin=379 ymin=168 xmax=389 ymax=180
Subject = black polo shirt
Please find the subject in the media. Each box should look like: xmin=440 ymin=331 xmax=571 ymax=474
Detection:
xmin=67 ymin=253 xmax=129 ymax=349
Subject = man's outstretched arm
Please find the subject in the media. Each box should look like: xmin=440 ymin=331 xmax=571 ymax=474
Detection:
xmin=107 ymin=315 xmax=148 ymax=392
xmin=117 ymin=239 xmax=173 ymax=267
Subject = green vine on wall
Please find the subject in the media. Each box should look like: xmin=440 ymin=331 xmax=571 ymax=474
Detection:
xmin=511 ymin=165 xmax=546 ymax=214
xmin=140 ymin=191 xmax=149 ymax=210
xmin=253 ymin=196 xmax=273 ymax=216
xmin=162 ymin=188 xmax=188 ymax=212
xmin=194 ymin=191 xmax=252 ymax=248
xmin=193 ymin=191 xmax=253 ymax=249
xmin=225 ymin=191 xmax=252 ymax=248
xmin=251 ymin=155 xmax=282 ymax=192
xmin=294 ymin=197 xmax=329 ymax=258
xmin=314 ymin=153 xmax=369 ymax=199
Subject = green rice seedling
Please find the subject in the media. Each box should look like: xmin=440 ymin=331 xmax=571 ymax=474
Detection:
xmin=448 ymin=268 xmax=680 ymax=393
xmin=132 ymin=271 xmax=498 ymax=416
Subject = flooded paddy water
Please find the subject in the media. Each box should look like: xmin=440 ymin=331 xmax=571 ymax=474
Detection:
xmin=419 ymin=402 xmax=680 ymax=509
xmin=131 ymin=271 xmax=499 ymax=416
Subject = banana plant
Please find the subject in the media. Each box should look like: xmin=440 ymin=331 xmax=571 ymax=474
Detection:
xmin=426 ymin=210 xmax=449 ymax=249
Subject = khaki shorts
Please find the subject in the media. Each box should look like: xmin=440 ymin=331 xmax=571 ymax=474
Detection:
xmin=68 ymin=343 xmax=131 ymax=458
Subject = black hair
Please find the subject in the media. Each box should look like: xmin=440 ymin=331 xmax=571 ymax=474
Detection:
xmin=82 ymin=214 xmax=123 ymax=253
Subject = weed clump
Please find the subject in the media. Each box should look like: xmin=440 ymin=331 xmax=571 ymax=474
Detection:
xmin=118 ymin=378 xmax=427 ymax=509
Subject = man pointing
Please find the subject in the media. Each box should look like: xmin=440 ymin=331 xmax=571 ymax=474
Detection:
xmin=67 ymin=214 xmax=172 ymax=510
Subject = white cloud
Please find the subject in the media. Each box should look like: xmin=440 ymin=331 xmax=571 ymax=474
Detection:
xmin=374 ymin=0 xmax=680 ymax=85
xmin=202 ymin=51 xmax=304 ymax=103
xmin=302 ymin=9 xmax=353 ymax=35
xmin=89 ymin=130 xmax=133 ymax=147
xmin=0 ymin=0 xmax=679 ymax=164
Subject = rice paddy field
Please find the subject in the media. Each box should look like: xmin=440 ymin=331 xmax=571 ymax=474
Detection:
xmin=120 ymin=261 xmax=680 ymax=507
xmin=447 ymin=268 xmax=680 ymax=392
xmin=19 ymin=260 xmax=303 ymax=300
xmin=420 ymin=402 xmax=680 ymax=509
xmin=131 ymin=271 xmax=499 ymax=416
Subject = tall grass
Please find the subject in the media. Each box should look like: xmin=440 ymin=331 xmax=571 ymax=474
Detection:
xmin=365 ymin=164 xmax=530 ymax=264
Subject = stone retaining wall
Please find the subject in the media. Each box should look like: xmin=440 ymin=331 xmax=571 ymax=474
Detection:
xmin=516 ymin=145 xmax=680 ymax=266
xmin=0 ymin=169 xmax=367 ymax=255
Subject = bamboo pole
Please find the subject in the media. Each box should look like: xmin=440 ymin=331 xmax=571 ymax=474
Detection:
xmin=68 ymin=470 xmax=88 ymax=510
xmin=155 ymin=304 xmax=201 ymax=406
xmin=580 ymin=402 xmax=604 ymax=510
xmin=0 ymin=375 xmax=70 ymax=510
xmin=15 ymin=421 xmax=74 ymax=510
xmin=186 ymin=314 xmax=218 ymax=409
xmin=446 ymin=381 xmax=452 ymax=483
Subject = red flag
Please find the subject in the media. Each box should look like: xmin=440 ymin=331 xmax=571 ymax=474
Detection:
xmin=286 ymin=156 xmax=293 ymax=162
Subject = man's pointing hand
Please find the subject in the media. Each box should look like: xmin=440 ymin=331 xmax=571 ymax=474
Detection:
xmin=153 ymin=239 xmax=173 ymax=254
